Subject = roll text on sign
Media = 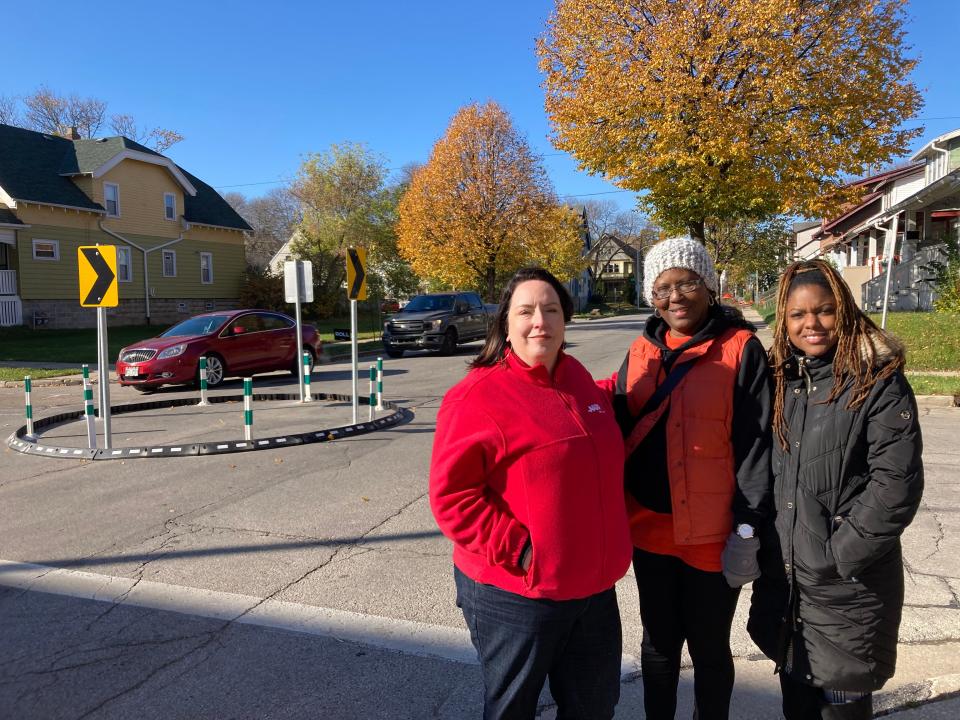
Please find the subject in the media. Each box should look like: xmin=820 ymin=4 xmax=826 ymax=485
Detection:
xmin=78 ymin=245 xmax=119 ymax=307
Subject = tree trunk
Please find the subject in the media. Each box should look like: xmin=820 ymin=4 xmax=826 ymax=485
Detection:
xmin=688 ymin=219 xmax=706 ymax=241
xmin=485 ymin=265 xmax=497 ymax=303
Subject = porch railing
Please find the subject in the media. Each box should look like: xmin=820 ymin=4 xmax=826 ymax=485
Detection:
xmin=0 ymin=297 xmax=21 ymax=326
xmin=0 ymin=269 xmax=16 ymax=296
xmin=862 ymin=244 xmax=945 ymax=312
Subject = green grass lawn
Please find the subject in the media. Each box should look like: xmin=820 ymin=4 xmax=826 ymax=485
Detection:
xmin=0 ymin=325 xmax=159 ymax=364
xmin=0 ymin=367 xmax=82 ymax=382
xmin=905 ymin=374 xmax=960 ymax=398
xmin=869 ymin=313 xmax=960 ymax=372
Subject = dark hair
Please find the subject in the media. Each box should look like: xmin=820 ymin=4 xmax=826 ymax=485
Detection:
xmin=470 ymin=267 xmax=574 ymax=368
xmin=770 ymin=259 xmax=903 ymax=449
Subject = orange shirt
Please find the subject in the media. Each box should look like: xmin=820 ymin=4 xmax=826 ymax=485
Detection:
xmin=628 ymin=329 xmax=725 ymax=572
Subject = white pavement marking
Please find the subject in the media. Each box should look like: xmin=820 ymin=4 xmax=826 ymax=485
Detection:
xmin=0 ymin=559 xmax=640 ymax=678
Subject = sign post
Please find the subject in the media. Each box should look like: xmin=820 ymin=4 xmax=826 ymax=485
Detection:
xmin=284 ymin=260 xmax=313 ymax=402
xmin=346 ymin=248 xmax=368 ymax=424
xmin=78 ymin=245 xmax=118 ymax=449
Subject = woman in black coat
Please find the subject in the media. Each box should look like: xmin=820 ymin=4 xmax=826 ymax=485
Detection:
xmin=748 ymin=260 xmax=924 ymax=720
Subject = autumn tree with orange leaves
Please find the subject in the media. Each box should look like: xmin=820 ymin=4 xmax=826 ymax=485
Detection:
xmin=538 ymin=0 xmax=923 ymax=239
xmin=397 ymin=101 xmax=584 ymax=300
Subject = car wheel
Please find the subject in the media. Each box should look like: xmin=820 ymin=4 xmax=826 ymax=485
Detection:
xmin=291 ymin=348 xmax=316 ymax=377
xmin=386 ymin=349 xmax=404 ymax=359
xmin=439 ymin=329 xmax=458 ymax=355
xmin=204 ymin=354 xmax=226 ymax=387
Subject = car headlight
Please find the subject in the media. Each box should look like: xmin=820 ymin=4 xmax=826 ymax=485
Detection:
xmin=157 ymin=344 xmax=187 ymax=359
xmin=384 ymin=323 xmax=391 ymax=332
xmin=430 ymin=319 xmax=444 ymax=329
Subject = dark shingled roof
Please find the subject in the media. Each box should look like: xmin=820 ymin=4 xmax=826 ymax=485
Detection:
xmin=0 ymin=208 xmax=24 ymax=225
xmin=0 ymin=123 xmax=251 ymax=232
xmin=179 ymin=166 xmax=251 ymax=231
xmin=59 ymin=136 xmax=162 ymax=175
xmin=0 ymin=124 xmax=104 ymax=211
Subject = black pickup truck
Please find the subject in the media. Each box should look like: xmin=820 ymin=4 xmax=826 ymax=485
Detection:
xmin=382 ymin=292 xmax=496 ymax=358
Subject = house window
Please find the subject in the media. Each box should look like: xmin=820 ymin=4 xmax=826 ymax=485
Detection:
xmin=32 ymin=239 xmax=59 ymax=261
xmin=104 ymin=183 xmax=120 ymax=217
xmin=200 ymin=252 xmax=213 ymax=284
xmin=164 ymin=193 xmax=176 ymax=221
xmin=117 ymin=246 xmax=133 ymax=282
xmin=162 ymin=249 xmax=177 ymax=277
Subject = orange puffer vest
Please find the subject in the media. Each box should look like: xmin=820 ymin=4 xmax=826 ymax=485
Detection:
xmin=623 ymin=327 xmax=754 ymax=545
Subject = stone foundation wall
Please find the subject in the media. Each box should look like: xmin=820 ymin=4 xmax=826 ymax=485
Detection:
xmin=21 ymin=298 xmax=239 ymax=329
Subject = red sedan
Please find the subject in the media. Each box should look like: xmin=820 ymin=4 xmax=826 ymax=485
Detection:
xmin=116 ymin=310 xmax=321 ymax=391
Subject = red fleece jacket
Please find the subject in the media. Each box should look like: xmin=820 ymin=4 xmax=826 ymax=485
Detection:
xmin=429 ymin=350 xmax=632 ymax=601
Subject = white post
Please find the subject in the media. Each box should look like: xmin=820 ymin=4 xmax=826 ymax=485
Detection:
xmin=294 ymin=264 xmax=305 ymax=403
xmin=368 ymin=364 xmax=376 ymax=421
xmin=197 ymin=356 xmax=210 ymax=406
xmin=351 ymin=299 xmax=359 ymax=424
xmin=23 ymin=375 xmax=34 ymax=439
xmin=97 ymin=307 xmax=112 ymax=449
xmin=82 ymin=364 xmax=97 ymax=448
xmin=376 ymin=356 xmax=384 ymax=411
xmin=303 ymin=352 xmax=313 ymax=402
xmin=243 ymin=377 xmax=253 ymax=441
xmin=881 ymin=215 xmax=899 ymax=330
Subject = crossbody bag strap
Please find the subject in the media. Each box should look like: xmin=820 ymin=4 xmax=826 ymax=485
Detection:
xmin=623 ymin=358 xmax=699 ymax=458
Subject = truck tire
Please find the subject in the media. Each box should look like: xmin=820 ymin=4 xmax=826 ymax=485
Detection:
xmin=386 ymin=349 xmax=404 ymax=359
xmin=439 ymin=328 xmax=458 ymax=355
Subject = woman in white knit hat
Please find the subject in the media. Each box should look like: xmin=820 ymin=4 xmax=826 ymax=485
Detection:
xmin=602 ymin=236 xmax=773 ymax=720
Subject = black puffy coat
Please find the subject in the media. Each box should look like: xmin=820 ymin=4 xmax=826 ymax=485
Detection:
xmin=748 ymin=337 xmax=923 ymax=692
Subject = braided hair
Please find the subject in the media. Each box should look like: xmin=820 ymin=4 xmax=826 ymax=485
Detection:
xmin=770 ymin=259 xmax=905 ymax=450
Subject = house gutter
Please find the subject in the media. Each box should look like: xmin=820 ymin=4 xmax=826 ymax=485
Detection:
xmin=99 ymin=221 xmax=185 ymax=325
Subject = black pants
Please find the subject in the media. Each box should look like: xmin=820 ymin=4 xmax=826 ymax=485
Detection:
xmin=780 ymin=672 xmax=874 ymax=720
xmin=455 ymin=567 xmax=622 ymax=720
xmin=632 ymin=548 xmax=741 ymax=720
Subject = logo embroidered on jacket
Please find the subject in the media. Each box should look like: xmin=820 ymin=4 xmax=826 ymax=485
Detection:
xmin=587 ymin=403 xmax=604 ymax=414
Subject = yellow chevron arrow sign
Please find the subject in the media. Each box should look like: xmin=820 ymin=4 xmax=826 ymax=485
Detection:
xmin=78 ymin=245 xmax=119 ymax=307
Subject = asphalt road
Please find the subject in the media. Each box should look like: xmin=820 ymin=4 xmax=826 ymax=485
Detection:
xmin=1 ymin=312 xmax=957 ymax=719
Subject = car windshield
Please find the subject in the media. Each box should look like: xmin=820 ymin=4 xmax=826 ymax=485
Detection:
xmin=160 ymin=315 xmax=230 ymax=337
xmin=403 ymin=296 xmax=454 ymax=312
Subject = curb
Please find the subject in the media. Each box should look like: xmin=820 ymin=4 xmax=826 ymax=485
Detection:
xmin=876 ymin=673 xmax=960 ymax=716
xmin=915 ymin=395 xmax=959 ymax=408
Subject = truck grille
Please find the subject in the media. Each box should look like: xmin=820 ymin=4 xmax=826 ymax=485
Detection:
xmin=387 ymin=320 xmax=424 ymax=335
xmin=120 ymin=348 xmax=157 ymax=363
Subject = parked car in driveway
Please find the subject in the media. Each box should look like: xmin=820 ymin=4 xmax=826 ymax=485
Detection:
xmin=380 ymin=298 xmax=401 ymax=313
xmin=116 ymin=310 xmax=321 ymax=391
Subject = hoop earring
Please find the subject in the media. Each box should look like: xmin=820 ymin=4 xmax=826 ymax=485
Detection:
xmin=653 ymin=309 xmax=661 ymax=318
xmin=708 ymin=294 xmax=717 ymax=306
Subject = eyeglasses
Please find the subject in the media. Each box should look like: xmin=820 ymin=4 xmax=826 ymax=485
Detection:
xmin=650 ymin=278 xmax=703 ymax=301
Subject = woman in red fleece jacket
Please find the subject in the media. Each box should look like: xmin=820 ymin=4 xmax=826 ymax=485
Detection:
xmin=430 ymin=267 xmax=632 ymax=720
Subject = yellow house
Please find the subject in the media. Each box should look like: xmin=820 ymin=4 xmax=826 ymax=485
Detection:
xmin=0 ymin=123 xmax=251 ymax=328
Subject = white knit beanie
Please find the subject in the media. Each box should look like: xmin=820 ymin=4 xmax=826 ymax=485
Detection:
xmin=643 ymin=236 xmax=719 ymax=303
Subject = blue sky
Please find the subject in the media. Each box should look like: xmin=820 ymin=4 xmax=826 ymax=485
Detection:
xmin=6 ymin=0 xmax=958 ymax=214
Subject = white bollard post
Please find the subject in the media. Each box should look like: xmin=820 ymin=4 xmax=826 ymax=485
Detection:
xmin=376 ymin=356 xmax=384 ymax=411
xmin=24 ymin=375 xmax=34 ymax=438
xmin=303 ymin=352 xmax=313 ymax=402
xmin=243 ymin=377 xmax=253 ymax=441
xmin=82 ymin=364 xmax=97 ymax=448
xmin=368 ymin=364 xmax=376 ymax=422
xmin=198 ymin=356 xmax=210 ymax=406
